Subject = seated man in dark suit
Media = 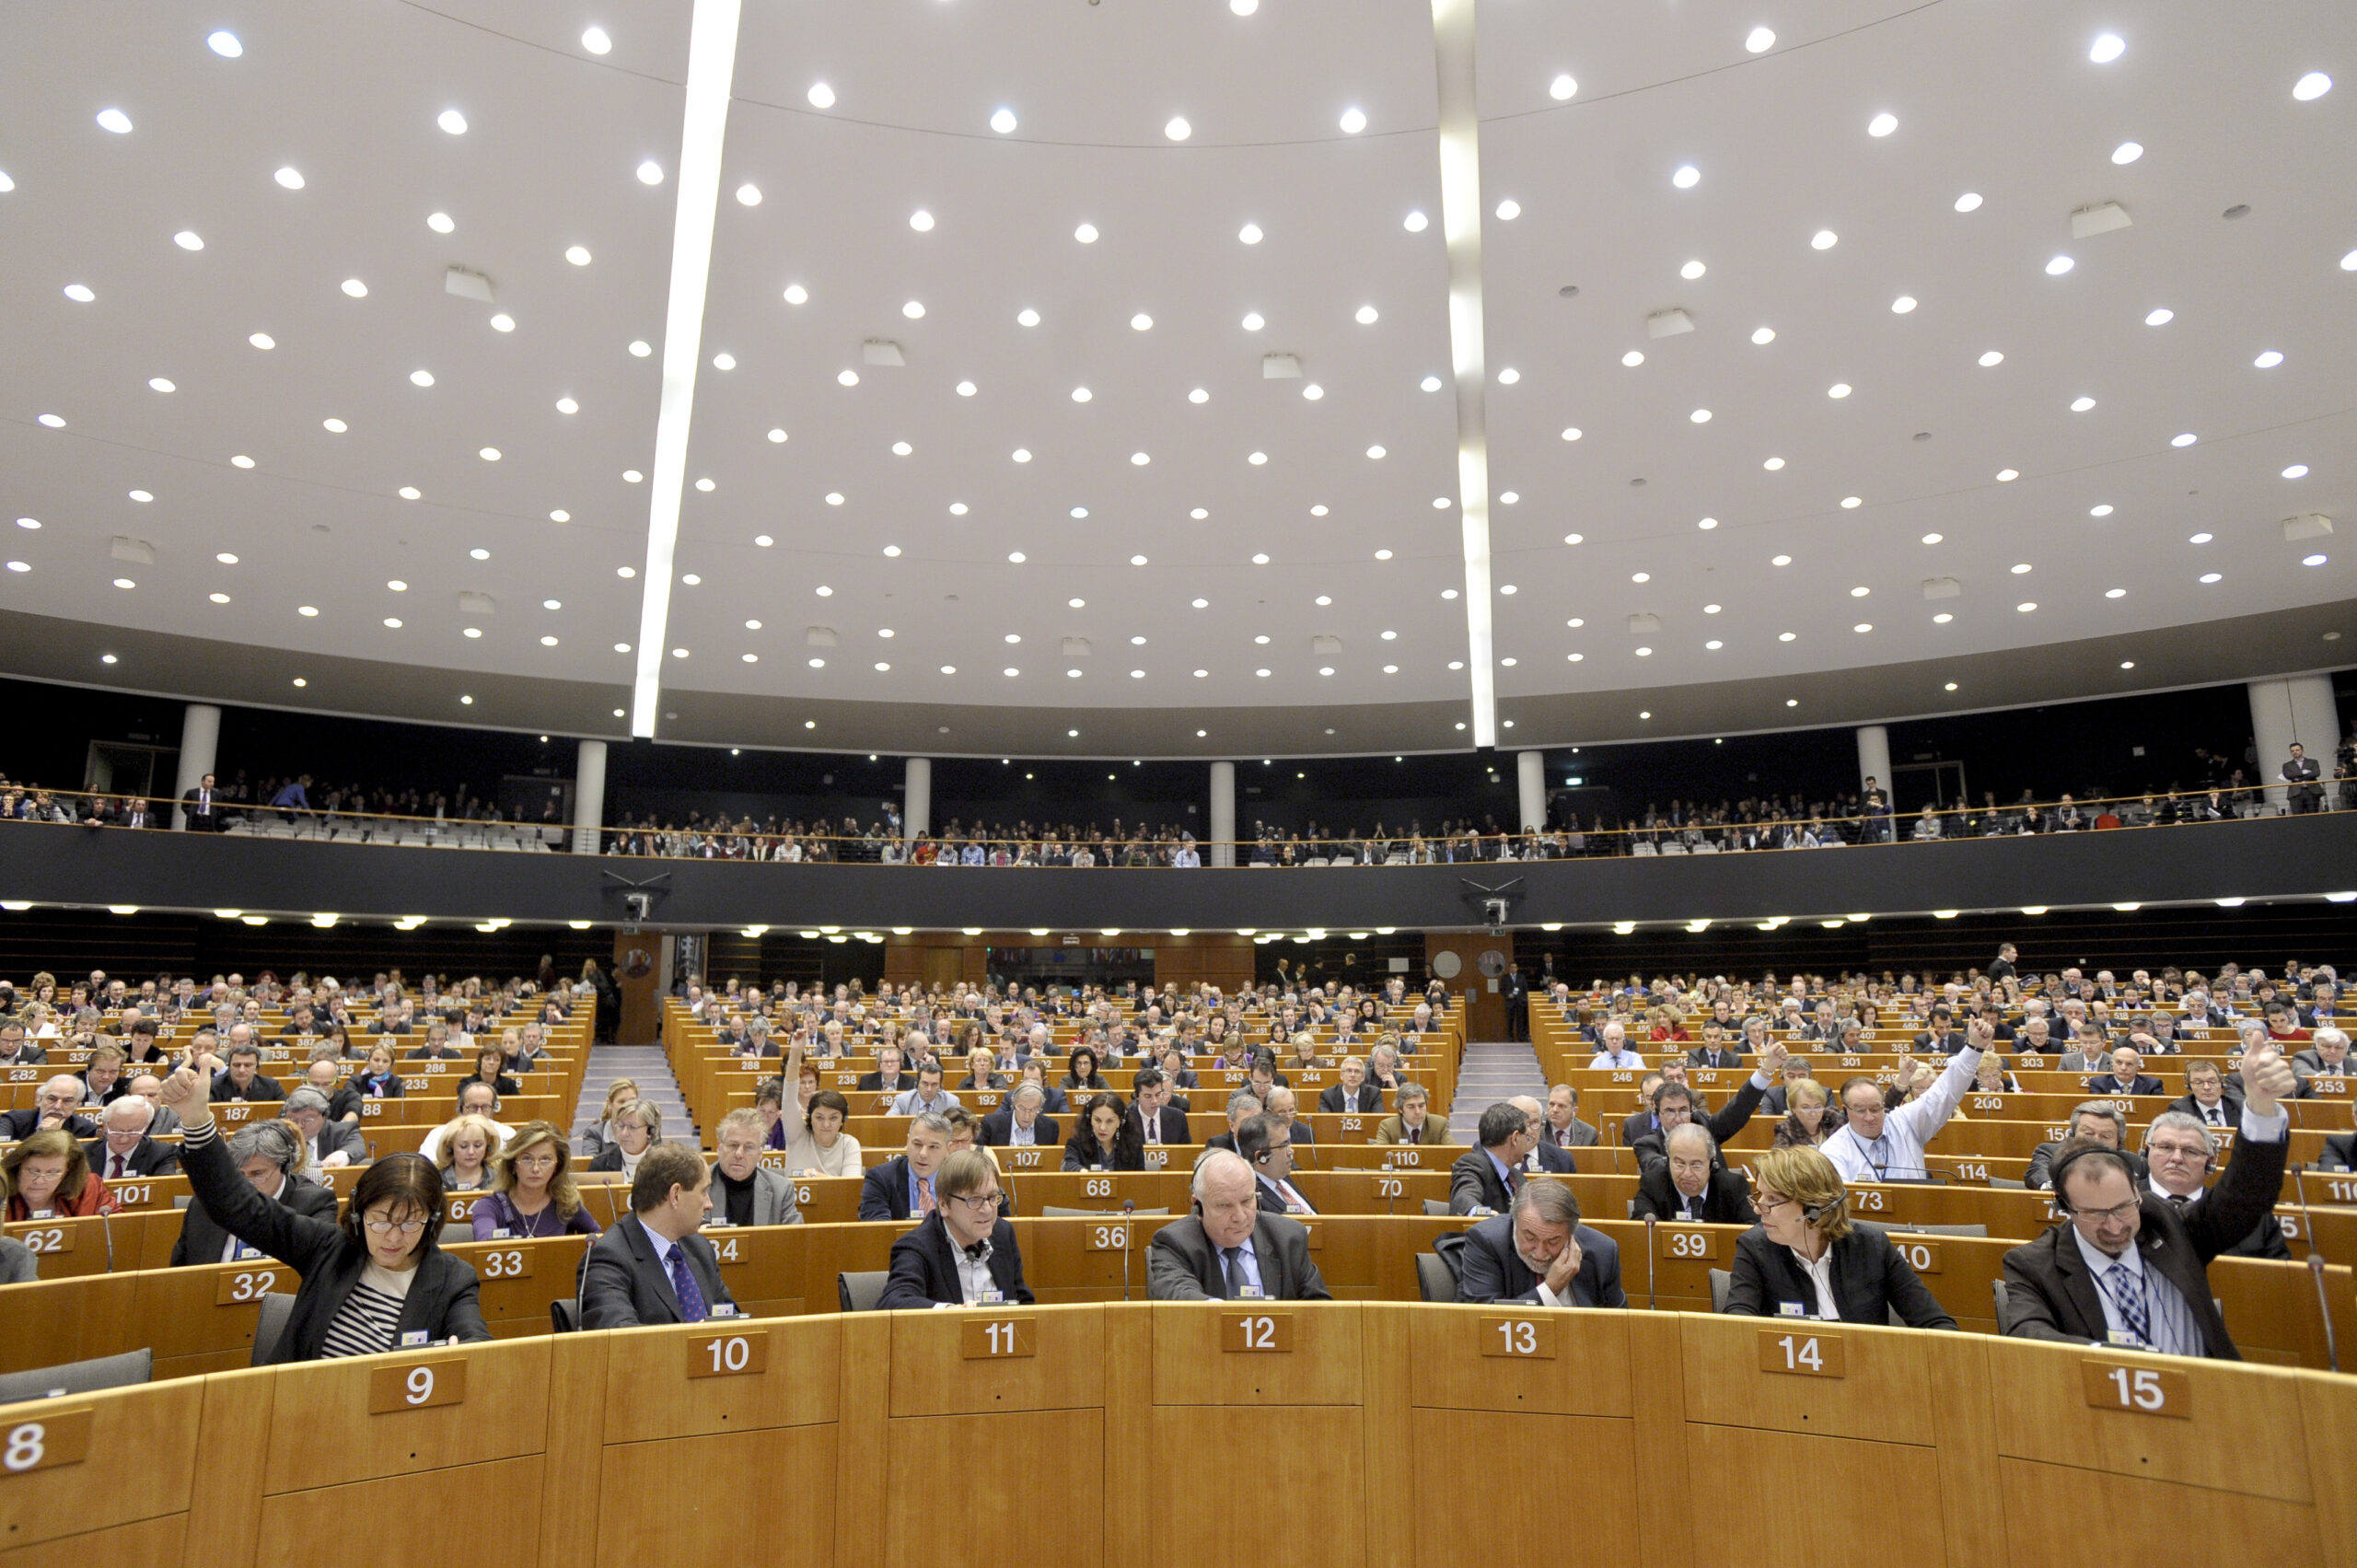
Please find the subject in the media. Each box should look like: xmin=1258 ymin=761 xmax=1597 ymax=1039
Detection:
xmin=1201 ymin=1089 xmax=1261 ymax=1158
xmin=2319 ymin=1131 xmax=2357 ymax=1171
xmin=2002 ymin=1045 xmax=2296 ymax=1358
xmin=211 ymin=1043 xmax=284 ymax=1103
xmin=0 ymin=1021 xmax=48 ymax=1068
xmin=1126 ymin=1067 xmax=1188 ymax=1149
xmin=1538 ymin=1083 xmax=1597 ymax=1148
xmin=855 ymin=1045 xmax=918 ymax=1102
xmin=2 ymin=1074 xmax=99 ymax=1141
xmin=1455 ymin=1178 xmax=1626 ymax=1307
xmin=878 ymin=1149 xmax=1035 ymax=1308
xmin=2084 ymin=1043 xmax=2165 ymax=1098
xmin=1631 ymin=1123 xmax=1759 ymax=1225
xmin=1507 ymin=1096 xmax=1574 ymax=1176
xmin=857 ymin=1110 xmax=952 ymax=1220
xmin=1630 ymin=1048 xmax=1778 ymax=1172
xmin=1146 ymin=1149 xmax=1330 ymax=1300
xmin=2142 ymin=1112 xmax=2290 ymax=1260
xmin=168 ymin=1121 xmax=336 ymax=1265
xmin=2291 ymin=1027 xmax=2352 ymax=1084
xmin=2026 ymin=1104 xmax=2144 ymax=1191
xmin=2165 ymin=1059 xmax=2242 ymax=1132
xmin=1316 ymin=1056 xmax=1386 ymax=1115
xmin=281 ymin=1087 xmax=367 ymax=1169
xmin=1450 ymin=1101 xmax=1534 ymax=1215
xmin=1617 ymin=1073 xmax=1666 ymax=1147
xmin=979 ymin=1082 xmax=1060 ymax=1150
xmin=83 ymin=1094 xmax=181 ymax=1180
xmin=1235 ymin=1112 xmax=1317 ymax=1214
xmin=581 ymin=1142 xmax=737 ymax=1327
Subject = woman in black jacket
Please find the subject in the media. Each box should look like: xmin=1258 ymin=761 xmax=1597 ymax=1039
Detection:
xmin=1059 ymin=1045 xmax=1112 ymax=1098
xmin=1061 ymin=1092 xmax=1144 ymax=1172
xmin=1723 ymin=1144 xmax=1954 ymax=1330
xmin=154 ymin=1056 xmax=489 ymax=1362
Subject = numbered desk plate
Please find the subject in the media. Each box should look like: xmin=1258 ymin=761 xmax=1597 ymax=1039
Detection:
xmin=688 ymin=1329 xmax=770 ymax=1379
xmin=368 ymin=1358 xmax=467 ymax=1414
xmin=1221 ymin=1310 xmax=1295 ymax=1353
xmin=1759 ymin=1329 xmax=1847 ymax=1378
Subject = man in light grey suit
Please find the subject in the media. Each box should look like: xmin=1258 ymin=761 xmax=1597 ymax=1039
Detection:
xmin=1147 ymin=1150 xmax=1330 ymax=1301
xmin=707 ymin=1109 xmax=803 ymax=1227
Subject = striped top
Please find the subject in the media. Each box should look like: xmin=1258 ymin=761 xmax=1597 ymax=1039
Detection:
xmin=318 ymin=1263 xmax=418 ymax=1360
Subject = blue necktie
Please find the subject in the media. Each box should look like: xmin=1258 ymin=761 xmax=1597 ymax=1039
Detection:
xmin=2106 ymin=1262 xmax=2149 ymax=1347
xmin=665 ymin=1244 xmax=709 ymax=1324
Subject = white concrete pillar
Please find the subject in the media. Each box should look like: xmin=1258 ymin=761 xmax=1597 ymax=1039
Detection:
xmin=172 ymin=703 xmax=220 ymax=830
xmin=1209 ymin=761 xmax=1236 ymax=868
xmin=2247 ymin=675 xmax=2341 ymax=813
xmin=572 ymin=739 xmax=607 ymax=854
xmin=1516 ymin=750 xmax=1547 ymax=833
xmin=903 ymin=757 xmax=931 ymax=839
xmin=1855 ymin=725 xmax=1892 ymax=799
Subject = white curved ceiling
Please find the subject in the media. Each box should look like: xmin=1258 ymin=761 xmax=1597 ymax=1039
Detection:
xmin=1 ymin=0 xmax=2349 ymax=745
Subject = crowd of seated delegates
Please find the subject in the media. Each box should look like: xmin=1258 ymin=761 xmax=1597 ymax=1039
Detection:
xmin=603 ymin=811 xmax=898 ymax=861
xmin=0 ymin=768 xmax=563 ymax=830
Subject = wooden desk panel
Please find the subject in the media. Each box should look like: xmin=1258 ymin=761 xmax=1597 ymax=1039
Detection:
xmin=1678 ymin=1313 xmax=1941 ymax=1446
xmin=1149 ymin=1300 xmax=1364 ymax=1406
xmin=0 ymin=1376 xmax=203 ymax=1551
xmin=259 ymin=1337 xmax=551 ymax=1493
xmin=596 ymin=1317 xmax=840 ymax=1445
xmin=886 ymin=1302 xmax=1106 ymax=1418
xmin=1407 ymin=1303 xmax=1635 ymax=1416
xmin=255 ymin=1456 xmax=543 ymax=1566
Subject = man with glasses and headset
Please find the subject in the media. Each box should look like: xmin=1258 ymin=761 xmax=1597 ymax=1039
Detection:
xmin=2000 ymin=1043 xmax=2297 ymax=1359
xmin=1233 ymin=1111 xmax=1318 ymax=1215
xmin=878 ymin=1149 xmax=1036 ymax=1308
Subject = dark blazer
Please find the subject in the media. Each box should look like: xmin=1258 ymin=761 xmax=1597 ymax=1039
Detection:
xmin=171 ymin=1163 xmax=338 ymax=1267
xmin=2084 ymin=1074 xmax=2165 ymax=1097
xmin=1317 ymin=1083 xmax=1387 ymax=1115
xmin=1146 ymin=1213 xmax=1330 ymax=1301
xmin=878 ymin=1212 xmax=1035 ymax=1308
xmin=210 ymin=1073 xmax=284 ymax=1102
xmin=2166 ymin=1092 xmax=2244 ymax=1129
xmin=2001 ymin=1129 xmax=2288 ymax=1358
xmin=1454 ymin=1213 xmax=1625 ymax=1307
xmin=579 ymin=1213 xmax=737 ymax=1329
xmin=1725 ymin=1221 xmax=1956 ymax=1329
xmin=1541 ymin=1116 xmax=1599 ymax=1149
xmin=1449 ymin=1146 xmax=1519 ymax=1215
xmin=2 ymin=1108 xmax=98 ymax=1140
xmin=1631 ymin=1076 xmax=1765 ymax=1171
xmin=1253 ymin=1173 xmax=1318 ymax=1215
xmin=855 ymin=1070 xmax=916 ymax=1093
xmin=1632 ymin=1164 xmax=1758 ymax=1225
xmin=2319 ymin=1132 xmax=2357 ymax=1170
xmin=1686 ymin=1046 xmax=1746 ymax=1068
xmin=978 ymin=1106 xmax=1062 ymax=1149
xmin=176 ymin=1125 xmax=487 ymax=1360
xmin=81 ymin=1134 xmax=181 ymax=1179
xmin=858 ymin=1155 xmax=927 ymax=1221
xmin=306 ymin=1121 xmax=369 ymax=1167
xmin=1126 ymin=1104 xmax=1189 ymax=1145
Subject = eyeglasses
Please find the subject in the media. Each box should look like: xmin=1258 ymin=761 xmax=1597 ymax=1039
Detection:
xmin=363 ymin=1216 xmax=425 ymax=1237
xmin=946 ymin=1191 xmax=1000 ymax=1213
xmin=2070 ymin=1198 xmax=2142 ymax=1226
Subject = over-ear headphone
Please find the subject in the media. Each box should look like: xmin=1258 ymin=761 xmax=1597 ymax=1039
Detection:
xmin=2045 ymin=1143 xmax=2134 ymax=1214
xmin=343 ymin=1152 xmax=448 ymax=1249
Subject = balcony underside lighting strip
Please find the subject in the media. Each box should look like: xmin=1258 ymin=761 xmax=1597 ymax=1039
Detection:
xmin=1431 ymin=0 xmax=1496 ymax=746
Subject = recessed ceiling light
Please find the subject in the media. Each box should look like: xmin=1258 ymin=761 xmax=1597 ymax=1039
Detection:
xmin=1840 ymin=496 xmax=1862 ymax=509
xmin=1550 ymin=74 xmax=1578 ymax=100
xmin=1826 ymin=383 xmax=1851 ymax=399
xmin=2111 ymin=141 xmax=2143 ymax=165
xmin=229 ymin=453 xmax=252 ymax=467
xmin=477 ymin=445 xmax=499 ymax=460
xmin=425 ymin=210 xmax=456 ymax=235
xmin=1811 ymin=229 xmax=1838 ymax=250
xmin=2343 ymin=250 xmax=2357 ymax=272
xmin=342 ymin=278 xmax=368 ymax=297
xmin=1978 ymin=350 xmax=2004 ymax=366
xmin=1690 ymin=408 xmax=1712 ymax=423
xmin=805 ymin=81 xmax=836 ymax=109
xmin=1164 ymin=116 xmax=1191 ymax=141
xmin=436 ymin=109 xmax=469 ymax=135
xmin=2254 ymin=350 xmax=2284 ymax=368
xmin=173 ymin=229 xmax=204 ymax=251
xmin=1867 ymin=112 xmax=1898 ymax=137
xmin=2045 ymin=254 xmax=2074 ymax=275
xmin=948 ymin=504 xmax=968 ymax=516
xmin=2070 ymin=396 xmax=2096 ymax=412
xmin=1672 ymin=163 xmax=1700 ymax=188
xmin=1890 ymin=295 xmax=1921 ymax=314
xmin=1996 ymin=468 xmax=2021 ymax=482
xmin=635 ymin=159 xmax=667 ymax=185
xmin=1771 ymin=554 xmax=1792 ymax=566
xmin=783 ymin=284 xmax=808 ymax=306
xmin=2142 ymin=307 xmax=2176 ymax=327
xmin=1442 ymin=588 xmax=1458 ymax=599
xmin=1339 ymin=106 xmax=1368 ymax=134
xmin=1745 ymin=26 xmax=1775 ymax=51
xmin=2171 ymin=432 xmax=2197 ymax=447
xmin=1678 ymin=259 xmax=1707 ymax=281
xmin=2304 ymin=552 xmax=2329 ymax=566
xmin=205 ymin=29 xmax=244 ymax=56
xmin=273 ymin=165 xmax=305 ymax=190
xmin=2088 ymin=504 xmax=2116 ymax=517
xmin=2199 ymin=572 xmax=2223 ymax=584
xmin=1403 ymin=209 xmax=1428 ymax=232
xmin=96 ymin=108 xmax=134 ymax=134
xmin=1955 ymin=192 xmax=1983 ymax=212
xmin=382 ymin=615 xmax=401 ymax=627
xmin=1933 ymin=612 xmax=1953 ymax=623
xmin=1495 ymin=199 xmax=1521 ymax=220
xmin=620 ymin=565 xmax=637 ymax=577
xmin=2293 ymin=71 xmax=2332 ymax=100
xmin=2282 ymin=464 xmax=2309 ymax=479
xmin=2090 ymin=32 xmax=2126 ymax=64
xmin=145 ymin=376 xmax=177 ymax=393
xmin=1241 ymin=311 xmax=1264 ymax=331
xmin=2016 ymin=601 xmax=2038 ymax=612
xmin=991 ymin=108 xmax=1017 ymax=134
xmin=580 ymin=24 xmax=612 ymax=52
xmin=1073 ymin=222 xmax=1099 ymax=243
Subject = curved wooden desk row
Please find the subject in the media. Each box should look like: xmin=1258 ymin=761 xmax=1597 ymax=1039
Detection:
xmin=4 ymin=1304 xmax=2355 ymax=1568
xmin=5 ymin=1213 xmax=2351 ymax=1384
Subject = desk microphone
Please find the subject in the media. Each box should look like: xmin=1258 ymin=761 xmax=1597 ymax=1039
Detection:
xmin=2291 ymin=1167 xmax=2340 ymax=1374
xmin=1120 ymin=1199 xmax=1136 ymax=1301
xmin=1643 ymin=1214 xmax=1656 ymax=1310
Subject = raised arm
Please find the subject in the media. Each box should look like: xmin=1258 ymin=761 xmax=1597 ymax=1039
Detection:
xmin=155 ymin=1052 xmax=342 ymax=1277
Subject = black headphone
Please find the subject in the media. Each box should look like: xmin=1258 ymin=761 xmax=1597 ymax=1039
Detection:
xmin=2045 ymin=1144 xmax=2135 ymax=1214
xmin=1800 ymin=1193 xmax=1844 ymax=1228
xmin=342 ymin=1152 xmax=447 ymax=1249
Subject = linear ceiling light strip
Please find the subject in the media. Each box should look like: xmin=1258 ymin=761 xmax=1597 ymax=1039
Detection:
xmin=630 ymin=0 xmax=744 ymax=738
xmin=1431 ymin=0 xmax=1497 ymax=747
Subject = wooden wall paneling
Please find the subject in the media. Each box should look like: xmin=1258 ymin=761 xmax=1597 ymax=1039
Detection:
xmin=254 ymin=1456 xmax=543 ymax=1565
xmin=539 ymin=1330 xmax=608 ymax=1568
xmin=831 ymin=1310 xmax=891 ymax=1568
xmin=7 ymin=1512 xmax=188 ymax=1566
xmin=179 ymin=1367 xmax=274 ymax=1567
xmin=1626 ymin=1314 xmax=1692 ymax=1568
xmin=1423 ymin=933 xmax=1508 ymax=1041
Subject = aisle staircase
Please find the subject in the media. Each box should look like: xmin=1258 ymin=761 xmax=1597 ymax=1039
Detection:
xmin=1443 ymin=1040 xmax=1549 ymax=1143
xmin=569 ymin=1043 xmax=695 ymax=1152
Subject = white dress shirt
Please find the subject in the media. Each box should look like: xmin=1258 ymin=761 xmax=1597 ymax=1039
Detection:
xmin=1822 ymin=1047 xmax=1981 ymax=1182
xmin=952 ymin=1237 xmax=996 ymax=1305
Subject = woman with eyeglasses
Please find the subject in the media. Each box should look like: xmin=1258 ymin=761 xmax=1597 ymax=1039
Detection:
xmin=153 ymin=1051 xmax=489 ymax=1361
xmin=1723 ymin=1144 xmax=1954 ymax=1329
xmin=472 ymin=1121 xmax=602 ymax=1239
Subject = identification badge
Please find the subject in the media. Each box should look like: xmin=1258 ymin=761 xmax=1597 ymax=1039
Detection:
xmin=1285 ymin=1203 xmax=1309 ymax=1215
xmin=706 ymin=1216 xmax=731 ymax=1228
xmin=709 ymin=1303 xmax=741 ymax=1319
xmin=237 ymin=1242 xmax=264 ymax=1260
xmin=1237 ymin=1284 xmax=1264 ymax=1300
xmin=491 ymin=1227 xmax=512 ymax=1240
xmin=1778 ymin=1301 xmax=1808 ymax=1318
xmin=980 ymin=1289 xmax=1005 ymax=1306
xmin=2107 ymin=1329 xmax=2144 ymax=1347
xmin=401 ymin=1330 xmax=432 ymax=1348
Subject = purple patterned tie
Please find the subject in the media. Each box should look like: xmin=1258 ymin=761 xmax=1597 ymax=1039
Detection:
xmin=664 ymin=1244 xmax=709 ymax=1324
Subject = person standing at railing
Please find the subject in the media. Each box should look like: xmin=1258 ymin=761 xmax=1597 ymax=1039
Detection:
xmin=2282 ymin=742 xmax=2325 ymax=814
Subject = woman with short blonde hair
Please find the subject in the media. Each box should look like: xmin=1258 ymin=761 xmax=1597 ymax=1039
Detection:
xmin=1724 ymin=1144 xmax=1952 ymax=1328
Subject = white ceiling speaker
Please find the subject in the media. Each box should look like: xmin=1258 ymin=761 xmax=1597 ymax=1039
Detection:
xmin=2283 ymin=513 xmax=2334 ymax=541
xmin=458 ymin=591 xmax=496 ymax=615
xmin=110 ymin=537 xmax=156 ymax=564
xmin=1062 ymin=637 xmax=1092 ymax=656
xmin=1311 ymin=634 xmax=1342 ymax=656
xmin=1645 ymin=308 xmax=1694 ymax=339
xmin=1627 ymin=612 xmax=1661 ymax=634
xmin=1922 ymin=577 xmax=1962 ymax=599
xmin=1261 ymin=354 xmax=1302 ymax=378
xmin=806 ymin=626 xmax=837 ymax=647
xmin=862 ymin=340 xmax=905 ymax=366
xmin=2069 ymin=202 xmax=2132 ymax=238
xmin=444 ymin=266 xmax=494 ymax=303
